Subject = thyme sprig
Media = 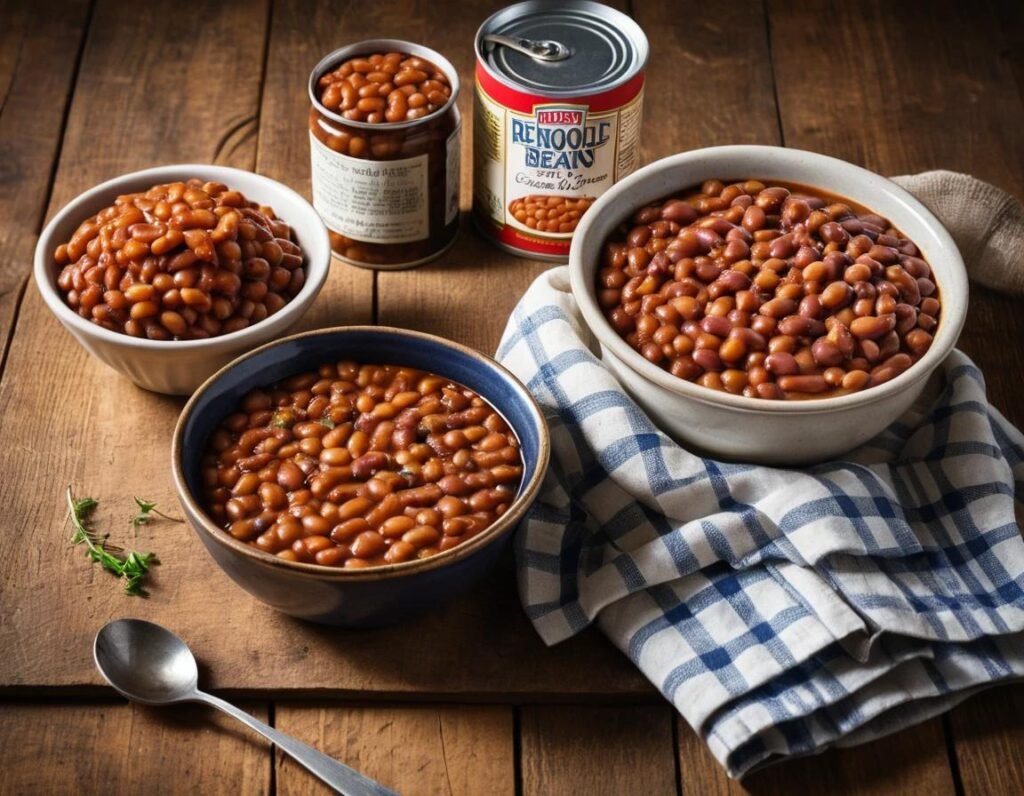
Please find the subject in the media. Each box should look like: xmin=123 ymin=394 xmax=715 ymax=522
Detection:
xmin=131 ymin=496 xmax=184 ymax=528
xmin=66 ymin=487 xmax=157 ymax=596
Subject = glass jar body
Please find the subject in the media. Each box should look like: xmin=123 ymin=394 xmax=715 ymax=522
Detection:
xmin=308 ymin=104 xmax=461 ymax=269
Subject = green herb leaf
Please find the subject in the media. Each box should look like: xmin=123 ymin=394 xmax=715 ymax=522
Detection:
xmin=271 ymin=408 xmax=298 ymax=428
xmin=67 ymin=487 xmax=159 ymax=596
xmin=131 ymin=496 xmax=184 ymax=528
xmin=317 ymin=417 xmax=336 ymax=429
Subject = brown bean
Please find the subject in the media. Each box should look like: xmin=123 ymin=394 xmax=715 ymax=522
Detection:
xmin=811 ymin=338 xmax=843 ymax=367
xmin=403 ymin=526 xmax=441 ymax=548
xmin=904 ymin=328 xmax=934 ymax=357
xmin=258 ymin=482 xmax=287 ymax=509
xmin=331 ymin=518 xmax=370 ymax=543
xmin=380 ymin=515 xmax=416 ymax=538
xmin=765 ymin=352 xmax=799 ymax=376
xmin=850 ymin=314 xmax=896 ymax=339
xmin=777 ymin=375 xmax=829 ymax=393
xmin=351 ymin=531 xmax=387 ymax=558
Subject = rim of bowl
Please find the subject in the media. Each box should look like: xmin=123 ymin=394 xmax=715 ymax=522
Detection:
xmin=33 ymin=163 xmax=331 ymax=351
xmin=171 ymin=325 xmax=552 ymax=581
xmin=569 ymin=144 xmax=969 ymax=415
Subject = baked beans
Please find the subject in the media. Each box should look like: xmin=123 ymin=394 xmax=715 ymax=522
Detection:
xmin=316 ymin=52 xmax=452 ymax=127
xmin=597 ymin=180 xmax=941 ymax=399
xmin=200 ymin=362 xmax=523 ymax=568
xmin=509 ymin=195 xmax=594 ymax=234
xmin=53 ymin=180 xmax=305 ymax=340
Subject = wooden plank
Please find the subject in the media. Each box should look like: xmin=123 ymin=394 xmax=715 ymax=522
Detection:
xmin=0 ymin=0 xmax=271 ymax=688
xmin=674 ymin=716 xmax=955 ymax=795
xmin=520 ymin=704 xmax=678 ymax=795
xmin=0 ymin=0 xmax=651 ymax=700
xmin=257 ymin=0 xmax=373 ymax=331
xmin=766 ymin=2 xmax=1024 ymax=792
xmin=0 ymin=0 xmax=90 ymax=365
xmin=0 ymin=700 xmax=270 ymax=794
xmin=993 ymin=0 xmax=1022 ymax=106
xmin=949 ymin=687 xmax=1024 ymax=796
xmin=768 ymin=0 xmax=1024 ymax=426
xmin=372 ymin=0 xmax=564 ymax=351
xmin=769 ymin=0 xmax=1024 ymax=195
xmin=631 ymin=0 xmax=781 ymax=158
xmin=275 ymin=703 xmax=514 ymax=796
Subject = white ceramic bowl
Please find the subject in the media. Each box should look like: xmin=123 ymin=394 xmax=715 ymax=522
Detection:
xmin=569 ymin=145 xmax=968 ymax=465
xmin=34 ymin=164 xmax=330 ymax=395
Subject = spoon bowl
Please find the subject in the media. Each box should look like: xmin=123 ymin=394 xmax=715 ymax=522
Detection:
xmin=94 ymin=618 xmax=198 ymax=705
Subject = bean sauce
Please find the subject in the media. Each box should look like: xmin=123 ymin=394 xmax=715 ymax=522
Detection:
xmin=201 ymin=362 xmax=523 ymax=568
xmin=597 ymin=179 xmax=941 ymax=399
xmin=54 ymin=180 xmax=305 ymax=340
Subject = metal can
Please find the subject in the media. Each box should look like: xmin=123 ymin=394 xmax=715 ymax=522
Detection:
xmin=308 ymin=41 xmax=462 ymax=270
xmin=473 ymin=1 xmax=648 ymax=261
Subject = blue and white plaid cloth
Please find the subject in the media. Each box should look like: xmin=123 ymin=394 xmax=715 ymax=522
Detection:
xmin=497 ymin=267 xmax=1024 ymax=778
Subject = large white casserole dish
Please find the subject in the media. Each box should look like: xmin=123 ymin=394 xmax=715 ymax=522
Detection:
xmin=568 ymin=145 xmax=968 ymax=464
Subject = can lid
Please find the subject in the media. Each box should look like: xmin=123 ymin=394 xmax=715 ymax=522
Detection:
xmin=476 ymin=0 xmax=648 ymax=97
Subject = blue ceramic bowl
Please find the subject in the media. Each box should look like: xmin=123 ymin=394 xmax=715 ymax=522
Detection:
xmin=171 ymin=326 xmax=550 ymax=627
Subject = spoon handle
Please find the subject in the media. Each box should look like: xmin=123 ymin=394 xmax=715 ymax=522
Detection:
xmin=195 ymin=691 xmax=397 ymax=796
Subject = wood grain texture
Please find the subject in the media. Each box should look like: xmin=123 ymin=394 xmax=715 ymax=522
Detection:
xmin=372 ymin=0 xmax=560 ymax=352
xmin=275 ymin=703 xmax=514 ymax=796
xmin=994 ymin=0 xmax=1023 ymax=106
xmin=0 ymin=700 xmax=270 ymax=795
xmin=0 ymin=0 xmax=652 ymax=699
xmin=768 ymin=0 xmax=1024 ymax=419
xmin=0 ymin=0 xmax=90 ymax=364
xmin=0 ymin=0 xmax=271 ymax=690
xmin=768 ymin=2 xmax=1024 ymax=792
xmin=949 ymin=687 xmax=1024 ymax=796
xmin=676 ymin=716 xmax=956 ymax=795
xmin=631 ymin=0 xmax=780 ymax=158
xmin=258 ymin=0 xmax=373 ymax=331
xmin=520 ymin=704 xmax=678 ymax=795
xmin=769 ymin=0 xmax=1024 ymax=197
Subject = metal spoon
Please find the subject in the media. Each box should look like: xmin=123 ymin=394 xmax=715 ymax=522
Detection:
xmin=94 ymin=618 xmax=396 ymax=796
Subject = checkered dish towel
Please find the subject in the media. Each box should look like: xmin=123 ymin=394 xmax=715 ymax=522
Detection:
xmin=496 ymin=172 xmax=1024 ymax=778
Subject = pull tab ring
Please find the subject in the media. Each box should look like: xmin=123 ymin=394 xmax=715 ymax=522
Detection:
xmin=483 ymin=34 xmax=573 ymax=62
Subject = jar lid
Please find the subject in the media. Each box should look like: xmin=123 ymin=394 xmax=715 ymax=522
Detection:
xmin=475 ymin=0 xmax=648 ymax=97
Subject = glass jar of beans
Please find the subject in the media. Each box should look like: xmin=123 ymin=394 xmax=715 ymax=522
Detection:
xmin=308 ymin=41 xmax=461 ymax=270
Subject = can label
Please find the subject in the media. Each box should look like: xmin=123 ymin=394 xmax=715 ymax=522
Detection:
xmin=472 ymin=66 xmax=644 ymax=259
xmin=309 ymin=133 xmax=429 ymax=244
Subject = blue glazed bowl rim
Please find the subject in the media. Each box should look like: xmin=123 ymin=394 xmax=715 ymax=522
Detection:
xmin=171 ymin=325 xmax=551 ymax=582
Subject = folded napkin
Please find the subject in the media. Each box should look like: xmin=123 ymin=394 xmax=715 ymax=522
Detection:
xmin=496 ymin=172 xmax=1024 ymax=777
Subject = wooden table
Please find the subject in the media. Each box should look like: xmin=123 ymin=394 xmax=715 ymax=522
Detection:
xmin=1 ymin=0 xmax=1022 ymax=793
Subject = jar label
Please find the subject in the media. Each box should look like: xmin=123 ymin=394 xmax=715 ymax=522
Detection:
xmin=310 ymin=133 xmax=429 ymax=244
xmin=472 ymin=80 xmax=644 ymax=259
